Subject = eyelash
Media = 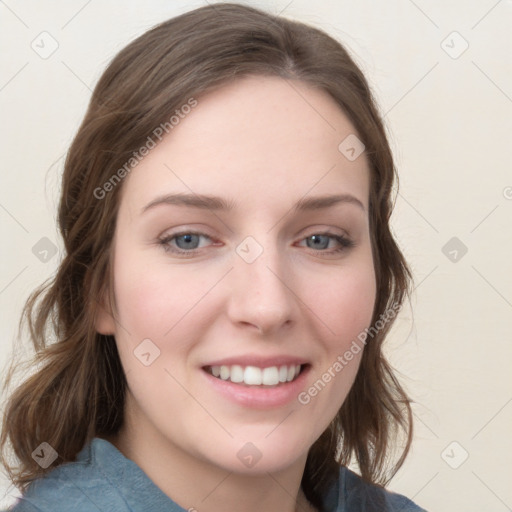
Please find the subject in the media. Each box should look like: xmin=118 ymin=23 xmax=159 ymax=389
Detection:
xmin=157 ymin=230 xmax=355 ymax=257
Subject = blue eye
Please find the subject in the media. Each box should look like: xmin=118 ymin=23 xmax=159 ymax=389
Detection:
xmin=158 ymin=231 xmax=354 ymax=257
xmin=306 ymin=234 xmax=331 ymax=250
xmin=301 ymin=233 xmax=354 ymax=253
xmin=174 ymin=233 xmax=201 ymax=250
xmin=159 ymin=232 xmax=212 ymax=255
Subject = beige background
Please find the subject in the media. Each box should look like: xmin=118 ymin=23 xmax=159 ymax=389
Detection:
xmin=1 ymin=1 xmax=511 ymax=510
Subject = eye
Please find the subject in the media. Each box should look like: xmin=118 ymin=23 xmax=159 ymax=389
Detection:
xmin=157 ymin=230 xmax=354 ymax=258
xmin=158 ymin=231 xmax=214 ymax=255
xmin=298 ymin=233 xmax=354 ymax=253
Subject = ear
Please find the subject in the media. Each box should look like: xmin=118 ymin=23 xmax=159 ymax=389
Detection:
xmin=94 ymin=286 xmax=116 ymax=335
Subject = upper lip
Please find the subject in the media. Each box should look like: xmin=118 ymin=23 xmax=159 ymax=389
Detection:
xmin=202 ymin=355 xmax=309 ymax=368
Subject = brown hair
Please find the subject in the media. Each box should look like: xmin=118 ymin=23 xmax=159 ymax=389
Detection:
xmin=1 ymin=3 xmax=413 ymax=509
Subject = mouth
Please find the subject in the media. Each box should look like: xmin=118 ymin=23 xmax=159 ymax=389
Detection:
xmin=203 ymin=363 xmax=308 ymax=387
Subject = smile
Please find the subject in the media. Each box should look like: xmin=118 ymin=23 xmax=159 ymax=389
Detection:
xmin=204 ymin=364 xmax=305 ymax=387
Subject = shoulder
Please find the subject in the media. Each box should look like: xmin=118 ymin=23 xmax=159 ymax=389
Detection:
xmin=6 ymin=438 xmax=133 ymax=512
xmin=322 ymin=466 xmax=428 ymax=512
xmin=6 ymin=438 xmax=182 ymax=512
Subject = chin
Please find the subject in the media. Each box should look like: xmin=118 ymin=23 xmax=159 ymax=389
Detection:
xmin=201 ymin=431 xmax=312 ymax=476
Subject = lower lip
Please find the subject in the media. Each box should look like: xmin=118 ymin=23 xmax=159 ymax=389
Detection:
xmin=201 ymin=366 xmax=310 ymax=409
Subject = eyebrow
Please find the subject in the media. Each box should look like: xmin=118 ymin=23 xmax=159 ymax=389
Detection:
xmin=141 ymin=192 xmax=365 ymax=214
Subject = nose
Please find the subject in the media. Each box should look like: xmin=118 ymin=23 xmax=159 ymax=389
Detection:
xmin=226 ymin=237 xmax=298 ymax=336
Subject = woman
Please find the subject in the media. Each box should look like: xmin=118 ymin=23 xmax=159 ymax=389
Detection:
xmin=1 ymin=3 xmax=426 ymax=511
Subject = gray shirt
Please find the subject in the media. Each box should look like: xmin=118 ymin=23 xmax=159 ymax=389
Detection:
xmin=6 ymin=438 xmax=426 ymax=511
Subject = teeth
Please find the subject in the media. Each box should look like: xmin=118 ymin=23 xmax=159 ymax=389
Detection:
xmin=262 ymin=367 xmax=279 ymax=386
xmin=230 ymin=364 xmax=244 ymax=383
xmin=244 ymin=366 xmax=262 ymax=385
xmin=208 ymin=364 xmax=302 ymax=386
xmin=220 ymin=365 xmax=230 ymax=380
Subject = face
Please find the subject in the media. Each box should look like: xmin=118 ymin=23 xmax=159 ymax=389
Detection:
xmin=96 ymin=75 xmax=376 ymax=476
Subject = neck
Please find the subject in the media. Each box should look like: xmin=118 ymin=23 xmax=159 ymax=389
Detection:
xmin=107 ymin=418 xmax=317 ymax=512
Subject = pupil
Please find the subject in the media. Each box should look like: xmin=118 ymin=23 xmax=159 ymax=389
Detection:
xmin=308 ymin=235 xmax=328 ymax=250
xmin=176 ymin=234 xmax=199 ymax=249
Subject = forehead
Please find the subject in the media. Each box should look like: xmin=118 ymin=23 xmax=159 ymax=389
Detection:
xmin=120 ymin=75 xmax=370 ymax=214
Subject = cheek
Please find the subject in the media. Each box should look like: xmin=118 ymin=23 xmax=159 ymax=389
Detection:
xmin=294 ymin=264 xmax=375 ymax=438
xmin=113 ymin=254 xmax=207 ymax=338
xmin=305 ymin=261 xmax=377 ymax=345
xmin=111 ymin=256 xmax=211 ymax=394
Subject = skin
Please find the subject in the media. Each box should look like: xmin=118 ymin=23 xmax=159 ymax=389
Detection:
xmin=96 ymin=75 xmax=376 ymax=512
